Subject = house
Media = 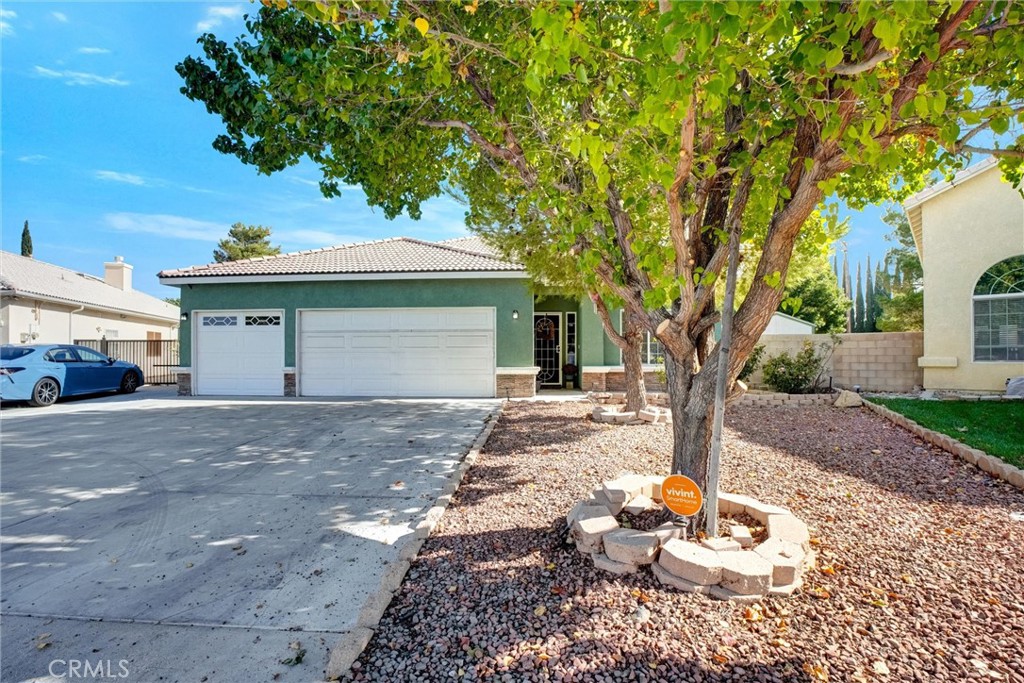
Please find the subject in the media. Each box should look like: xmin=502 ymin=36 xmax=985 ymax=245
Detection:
xmin=159 ymin=236 xmax=655 ymax=398
xmin=1 ymin=251 xmax=180 ymax=346
xmin=904 ymin=157 xmax=1024 ymax=391
xmin=761 ymin=312 xmax=816 ymax=335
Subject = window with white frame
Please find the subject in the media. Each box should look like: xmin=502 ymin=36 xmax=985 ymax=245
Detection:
xmin=973 ymin=255 xmax=1024 ymax=362
xmin=619 ymin=312 xmax=664 ymax=364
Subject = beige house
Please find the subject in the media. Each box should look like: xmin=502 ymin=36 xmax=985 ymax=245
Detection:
xmin=1 ymin=251 xmax=180 ymax=346
xmin=904 ymin=158 xmax=1024 ymax=391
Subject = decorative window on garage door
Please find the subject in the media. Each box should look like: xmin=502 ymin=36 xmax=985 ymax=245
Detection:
xmin=245 ymin=315 xmax=281 ymax=326
xmin=202 ymin=315 xmax=237 ymax=326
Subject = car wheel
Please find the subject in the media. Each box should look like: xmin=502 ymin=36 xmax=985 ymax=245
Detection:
xmin=120 ymin=371 xmax=140 ymax=394
xmin=29 ymin=377 xmax=60 ymax=407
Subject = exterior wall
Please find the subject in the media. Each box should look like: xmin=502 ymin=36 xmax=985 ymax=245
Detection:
xmin=919 ymin=167 xmax=1024 ymax=391
xmin=749 ymin=332 xmax=924 ymax=392
xmin=763 ymin=313 xmax=815 ymax=335
xmin=580 ymin=368 xmax=666 ymax=393
xmin=1 ymin=298 xmax=178 ymax=346
xmin=176 ymin=278 xmax=534 ymax=369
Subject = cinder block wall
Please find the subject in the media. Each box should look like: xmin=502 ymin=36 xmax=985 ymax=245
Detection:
xmin=748 ymin=332 xmax=924 ymax=392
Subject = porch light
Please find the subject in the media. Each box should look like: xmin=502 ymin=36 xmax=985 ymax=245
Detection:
xmin=512 ymin=310 xmax=519 ymax=320
xmin=180 ymin=312 xmax=189 ymax=322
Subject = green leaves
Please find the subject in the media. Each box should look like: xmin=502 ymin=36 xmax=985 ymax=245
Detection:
xmin=871 ymin=17 xmax=901 ymax=51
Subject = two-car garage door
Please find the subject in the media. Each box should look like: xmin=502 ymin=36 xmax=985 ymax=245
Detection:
xmin=299 ymin=308 xmax=495 ymax=397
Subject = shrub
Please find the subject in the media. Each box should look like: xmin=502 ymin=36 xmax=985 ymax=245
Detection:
xmin=738 ymin=344 xmax=765 ymax=382
xmin=762 ymin=340 xmax=831 ymax=394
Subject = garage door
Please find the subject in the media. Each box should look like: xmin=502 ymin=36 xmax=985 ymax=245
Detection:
xmin=299 ymin=308 xmax=495 ymax=397
xmin=195 ymin=311 xmax=284 ymax=396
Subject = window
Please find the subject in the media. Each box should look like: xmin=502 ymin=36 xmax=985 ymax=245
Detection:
xmin=619 ymin=312 xmax=664 ymax=365
xmin=76 ymin=347 xmax=109 ymax=363
xmin=245 ymin=315 xmax=281 ymax=326
xmin=44 ymin=348 xmax=77 ymax=363
xmin=973 ymin=255 xmax=1024 ymax=362
xmin=1 ymin=347 xmax=33 ymax=361
xmin=202 ymin=315 xmax=237 ymax=327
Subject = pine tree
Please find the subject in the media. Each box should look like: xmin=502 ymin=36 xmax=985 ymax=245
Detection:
xmin=855 ymin=262 xmax=865 ymax=332
xmin=866 ymin=255 xmax=875 ymax=332
xmin=213 ymin=223 xmax=282 ymax=263
xmin=20 ymin=220 xmax=33 ymax=258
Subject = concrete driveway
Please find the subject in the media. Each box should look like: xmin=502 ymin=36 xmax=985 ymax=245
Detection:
xmin=1 ymin=393 xmax=498 ymax=682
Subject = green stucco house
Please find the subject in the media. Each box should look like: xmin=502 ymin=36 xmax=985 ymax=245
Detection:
xmin=159 ymin=236 xmax=660 ymax=398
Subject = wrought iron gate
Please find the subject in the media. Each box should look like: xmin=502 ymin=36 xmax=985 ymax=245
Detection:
xmin=74 ymin=339 xmax=180 ymax=385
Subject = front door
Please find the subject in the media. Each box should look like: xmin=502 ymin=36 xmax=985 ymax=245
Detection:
xmin=533 ymin=313 xmax=561 ymax=387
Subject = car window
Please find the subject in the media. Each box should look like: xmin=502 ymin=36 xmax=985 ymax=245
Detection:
xmin=75 ymin=347 xmax=109 ymax=363
xmin=44 ymin=348 xmax=77 ymax=363
xmin=1 ymin=347 xmax=33 ymax=361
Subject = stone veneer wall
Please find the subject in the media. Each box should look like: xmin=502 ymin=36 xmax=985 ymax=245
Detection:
xmin=284 ymin=372 xmax=296 ymax=397
xmin=496 ymin=373 xmax=536 ymax=398
xmin=582 ymin=370 xmax=667 ymax=393
xmin=749 ymin=332 xmax=924 ymax=392
xmin=176 ymin=372 xmax=192 ymax=397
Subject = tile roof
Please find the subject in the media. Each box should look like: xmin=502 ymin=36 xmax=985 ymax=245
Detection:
xmin=1 ymin=251 xmax=179 ymax=321
xmin=158 ymin=237 xmax=524 ymax=279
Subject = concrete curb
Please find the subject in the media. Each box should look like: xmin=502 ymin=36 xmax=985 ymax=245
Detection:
xmin=325 ymin=403 xmax=505 ymax=679
xmin=863 ymin=400 xmax=1024 ymax=491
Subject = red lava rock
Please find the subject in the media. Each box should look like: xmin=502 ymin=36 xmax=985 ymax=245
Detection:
xmin=343 ymin=402 xmax=1024 ymax=682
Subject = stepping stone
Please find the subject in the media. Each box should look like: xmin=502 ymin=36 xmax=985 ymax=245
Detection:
xmin=658 ymin=539 xmax=723 ymax=586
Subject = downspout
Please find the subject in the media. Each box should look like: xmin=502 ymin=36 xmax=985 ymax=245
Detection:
xmin=69 ymin=305 xmax=85 ymax=343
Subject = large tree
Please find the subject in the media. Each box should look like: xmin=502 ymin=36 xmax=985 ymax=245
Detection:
xmin=179 ymin=1 xmax=1023 ymax=531
xmin=213 ymin=222 xmax=281 ymax=263
xmin=782 ymin=266 xmax=850 ymax=334
xmin=877 ymin=207 xmax=925 ymax=331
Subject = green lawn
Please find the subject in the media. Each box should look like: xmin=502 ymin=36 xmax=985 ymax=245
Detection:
xmin=870 ymin=398 xmax=1024 ymax=468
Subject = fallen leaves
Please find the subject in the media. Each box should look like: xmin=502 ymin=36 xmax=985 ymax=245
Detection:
xmin=280 ymin=641 xmax=305 ymax=666
xmin=809 ymin=587 xmax=832 ymax=600
xmin=803 ymin=661 xmax=830 ymax=681
xmin=36 ymin=633 xmax=52 ymax=650
xmin=743 ymin=604 xmax=765 ymax=622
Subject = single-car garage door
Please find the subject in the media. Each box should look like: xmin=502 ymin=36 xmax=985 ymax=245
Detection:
xmin=195 ymin=311 xmax=284 ymax=396
xmin=299 ymin=308 xmax=495 ymax=397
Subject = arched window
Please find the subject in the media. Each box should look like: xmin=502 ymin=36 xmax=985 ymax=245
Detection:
xmin=973 ymin=255 xmax=1024 ymax=362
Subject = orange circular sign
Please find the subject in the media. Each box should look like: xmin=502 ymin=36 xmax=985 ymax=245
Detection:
xmin=661 ymin=475 xmax=703 ymax=517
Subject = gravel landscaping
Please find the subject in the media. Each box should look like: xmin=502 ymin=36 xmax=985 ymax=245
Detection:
xmin=346 ymin=401 xmax=1024 ymax=683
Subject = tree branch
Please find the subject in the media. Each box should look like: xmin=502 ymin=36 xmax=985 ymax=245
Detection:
xmin=588 ymin=290 xmax=629 ymax=350
xmin=959 ymin=145 xmax=1024 ymax=159
xmin=830 ymin=49 xmax=893 ymax=76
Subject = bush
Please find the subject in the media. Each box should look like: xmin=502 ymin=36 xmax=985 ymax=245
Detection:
xmin=761 ymin=340 xmax=830 ymax=394
xmin=738 ymin=344 xmax=765 ymax=382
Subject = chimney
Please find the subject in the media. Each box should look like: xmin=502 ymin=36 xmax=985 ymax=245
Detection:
xmin=104 ymin=255 xmax=133 ymax=291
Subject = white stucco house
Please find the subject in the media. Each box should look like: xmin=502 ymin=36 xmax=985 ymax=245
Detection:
xmin=904 ymin=157 xmax=1024 ymax=391
xmin=1 ymin=251 xmax=180 ymax=346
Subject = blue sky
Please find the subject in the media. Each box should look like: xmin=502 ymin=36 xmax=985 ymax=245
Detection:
xmin=3 ymin=1 xmax=898 ymax=300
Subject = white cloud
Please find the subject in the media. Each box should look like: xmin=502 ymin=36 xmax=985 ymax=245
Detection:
xmin=105 ymin=213 xmax=225 ymax=241
xmin=277 ymin=229 xmax=366 ymax=246
xmin=18 ymin=154 xmax=48 ymax=164
xmin=78 ymin=47 xmax=111 ymax=55
xmin=195 ymin=5 xmax=245 ymax=32
xmin=95 ymin=170 xmax=146 ymax=186
xmin=51 ymin=11 xmax=68 ymax=23
xmin=0 ymin=10 xmax=15 ymax=36
xmin=34 ymin=65 xmax=129 ymax=87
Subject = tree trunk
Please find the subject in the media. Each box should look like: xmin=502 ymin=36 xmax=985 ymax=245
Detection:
xmin=666 ymin=354 xmax=717 ymax=534
xmin=621 ymin=325 xmax=647 ymax=414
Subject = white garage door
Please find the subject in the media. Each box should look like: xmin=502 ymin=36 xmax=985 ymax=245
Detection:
xmin=299 ymin=308 xmax=495 ymax=397
xmin=195 ymin=311 xmax=284 ymax=396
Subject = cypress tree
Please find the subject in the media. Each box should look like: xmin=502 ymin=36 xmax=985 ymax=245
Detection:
xmin=842 ymin=249 xmax=852 ymax=333
xmin=866 ymin=255 xmax=875 ymax=332
xmin=855 ymin=262 xmax=865 ymax=332
xmin=20 ymin=220 xmax=33 ymax=258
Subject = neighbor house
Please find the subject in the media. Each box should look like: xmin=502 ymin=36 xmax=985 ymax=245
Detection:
xmin=904 ymin=157 xmax=1024 ymax=391
xmin=158 ymin=236 xmax=668 ymax=398
xmin=1 ymin=251 xmax=180 ymax=346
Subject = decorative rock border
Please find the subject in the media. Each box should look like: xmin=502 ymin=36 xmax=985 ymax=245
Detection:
xmin=567 ymin=474 xmax=815 ymax=602
xmin=864 ymin=400 xmax=1024 ymax=491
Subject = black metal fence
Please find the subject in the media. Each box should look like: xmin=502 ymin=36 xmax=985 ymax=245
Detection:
xmin=74 ymin=339 xmax=180 ymax=385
